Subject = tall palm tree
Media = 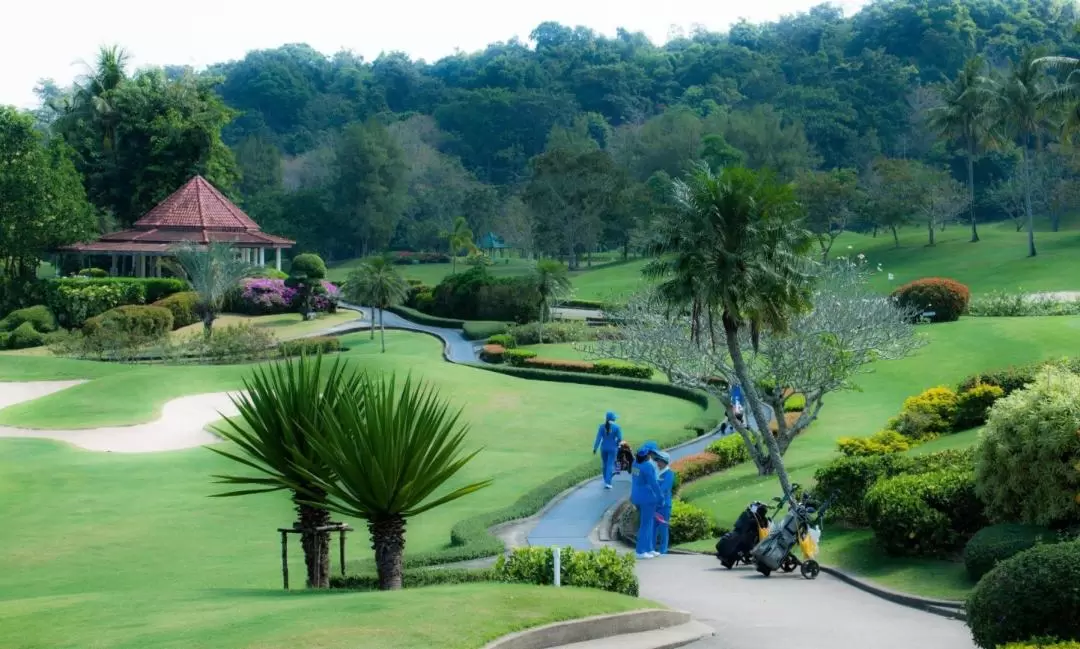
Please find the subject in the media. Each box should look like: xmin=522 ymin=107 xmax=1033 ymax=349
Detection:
xmin=442 ymin=216 xmax=478 ymax=274
xmin=533 ymin=259 xmax=571 ymax=344
xmin=1036 ymin=53 xmax=1080 ymax=139
xmin=344 ymin=256 xmax=410 ymax=352
xmin=71 ymin=45 xmax=130 ymax=152
xmin=296 ymin=374 xmax=492 ymax=590
xmin=645 ymin=164 xmax=816 ymax=496
xmin=209 ymin=354 xmax=367 ymax=588
xmin=169 ymin=243 xmax=252 ymax=336
xmin=928 ymin=56 xmax=996 ymax=243
xmin=990 ymin=50 xmax=1050 ymax=258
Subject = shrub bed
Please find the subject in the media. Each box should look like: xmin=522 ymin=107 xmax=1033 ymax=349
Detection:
xmin=504 ymin=349 xmax=538 ymax=366
xmin=889 ymin=386 xmax=959 ymax=439
xmin=462 ymin=321 xmax=509 ymax=341
xmin=964 ymin=524 xmax=1060 ymax=581
xmin=507 ymin=321 xmax=618 ymax=346
xmin=0 ymin=305 xmax=57 ymax=333
xmin=669 ymin=500 xmax=714 ymax=544
xmin=966 ymin=541 xmax=1080 ymax=648
xmin=387 ymin=305 xmax=465 ymax=329
xmin=485 ymin=334 xmax=516 ymax=349
xmin=975 ymin=368 xmax=1080 ymax=527
xmin=521 ymin=356 xmax=652 ymax=379
xmin=890 ymin=277 xmax=970 ymax=323
xmin=389 ymin=251 xmax=451 ymax=265
xmin=230 ymin=278 xmax=339 ymax=315
xmin=332 ymin=567 xmax=496 ymax=590
xmin=43 ymin=278 xmax=188 ymax=328
xmin=594 ymin=360 xmax=653 ymax=380
xmin=969 ymin=290 xmax=1080 ymax=317
xmin=6 ymin=322 xmax=45 ymax=349
xmin=480 ymin=344 xmax=506 ymax=363
xmin=83 ymin=305 xmax=174 ymax=340
xmin=152 ymin=291 xmax=199 ymax=329
xmin=705 ymin=435 xmax=750 ymax=470
xmin=812 ymin=453 xmax=913 ymax=525
xmin=955 ymin=383 xmax=1005 ymax=429
xmin=495 ymin=546 xmax=638 ymax=596
xmin=280 ymin=336 xmax=342 ymax=357
xmin=864 ymin=467 xmax=986 ymax=557
xmin=430 ymin=266 xmax=539 ymax=323
xmin=670 ymin=452 xmax=723 ymax=491
xmin=836 ymin=430 xmax=912 ymax=457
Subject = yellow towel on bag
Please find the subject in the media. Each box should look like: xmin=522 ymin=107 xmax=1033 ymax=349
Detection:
xmin=758 ymin=525 xmax=769 ymax=542
xmin=798 ymin=531 xmax=819 ymax=559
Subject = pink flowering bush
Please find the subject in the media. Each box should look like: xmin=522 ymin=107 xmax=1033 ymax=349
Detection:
xmin=230 ymin=279 xmax=339 ymax=315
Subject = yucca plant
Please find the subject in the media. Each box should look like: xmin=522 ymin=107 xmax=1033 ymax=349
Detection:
xmin=209 ymin=354 xmax=366 ymax=588
xmin=297 ymin=374 xmax=492 ymax=590
xmin=169 ymin=242 xmax=252 ymax=336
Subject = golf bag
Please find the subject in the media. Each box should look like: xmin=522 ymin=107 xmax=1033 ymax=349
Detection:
xmin=716 ymin=502 xmax=769 ymax=569
xmin=752 ymin=507 xmax=800 ymax=572
xmin=615 ymin=441 xmax=634 ymax=474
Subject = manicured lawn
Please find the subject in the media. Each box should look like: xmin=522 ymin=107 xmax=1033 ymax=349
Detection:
xmin=569 ymin=259 xmax=650 ymax=301
xmin=326 ymin=257 xmax=537 ymax=285
xmin=172 ymin=310 xmax=363 ymax=340
xmin=675 ymin=315 xmax=1080 ymax=596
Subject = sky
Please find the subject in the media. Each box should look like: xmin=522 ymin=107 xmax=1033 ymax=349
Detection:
xmin=1 ymin=0 xmax=868 ymax=108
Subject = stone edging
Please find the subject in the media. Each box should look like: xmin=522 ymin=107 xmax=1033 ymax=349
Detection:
xmin=818 ymin=565 xmax=966 ymax=620
xmin=480 ymin=609 xmax=691 ymax=649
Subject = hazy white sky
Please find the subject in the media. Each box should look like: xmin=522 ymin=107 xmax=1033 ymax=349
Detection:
xmin=2 ymin=0 xmax=868 ymax=108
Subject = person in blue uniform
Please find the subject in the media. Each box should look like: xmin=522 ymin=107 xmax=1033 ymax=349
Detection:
xmin=630 ymin=441 xmax=663 ymax=559
xmin=593 ymin=411 xmax=622 ymax=489
xmin=654 ymin=451 xmax=674 ymax=555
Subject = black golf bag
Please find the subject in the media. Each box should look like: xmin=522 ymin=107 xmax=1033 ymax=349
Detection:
xmin=715 ymin=502 xmax=769 ymax=569
xmin=615 ymin=442 xmax=634 ymax=474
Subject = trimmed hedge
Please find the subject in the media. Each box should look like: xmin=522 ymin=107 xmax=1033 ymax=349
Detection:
xmin=836 ymin=430 xmax=912 ymax=457
xmin=518 ymin=356 xmax=653 ymax=380
xmin=705 ymin=434 xmax=750 ymax=470
xmin=280 ymin=336 xmax=342 ymax=357
xmin=504 ymin=349 xmax=538 ymax=366
xmin=812 ymin=453 xmax=913 ymax=525
xmin=462 ymin=321 xmax=509 ymax=341
xmin=83 ymin=305 xmax=174 ymax=340
xmin=7 ymin=321 xmax=45 ymax=349
xmin=0 ymin=305 xmax=56 ymax=333
xmin=891 ymin=277 xmax=971 ymax=323
xmin=967 ymin=541 xmax=1080 ymax=649
xmin=332 ymin=567 xmax=496 ymax=590
xmin=485 ymin=334 xmax=516 ymax=349
xmin=594 ymin=360 xmax=653 ymax=380
xmin=387 ymin=305 xmax=465 ymax=329
xmin=479 ymin=344 xmax=506 ymax=363
xmin=43 ymin=278 xmax=187 ymax=327
xmin=864 ymin=468 xmax=986 ymax=557
xmin=495 ymin=546 xmax=638 ymax=596
xmin=964 ymin=524 xmax=1060 ymax=581
xmin=507 ymin=321 xmax=617 ymax=346
xmin=152 ymin=291 xmax=199 ymax=329
xmin=670 ymin=452 xmax=723 ymax=491
xmin=668 ymin=499 xmax=714 ymax=545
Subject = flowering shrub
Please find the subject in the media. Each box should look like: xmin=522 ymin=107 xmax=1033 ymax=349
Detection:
xmin=890 ymin=277 xmax=970 ymax=323
xmin=233 ymin=279 xmax=339 ymax=315
xmin=836 ymin=429 xmax=912 ymax=457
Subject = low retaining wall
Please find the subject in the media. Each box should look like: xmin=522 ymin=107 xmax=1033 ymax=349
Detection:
xmin=481 ymin=609 xmax=691 ymax=649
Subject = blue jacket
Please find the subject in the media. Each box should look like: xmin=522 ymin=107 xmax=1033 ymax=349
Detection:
xmin=593 ymin=421 xmax=622 ymax=453
xmin=657 ymin=469 xmax=675 ymax=512
xmin=630 ymin=458 xmax=663 ymax=506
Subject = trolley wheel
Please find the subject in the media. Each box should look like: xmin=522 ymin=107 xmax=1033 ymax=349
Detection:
xmin=780 ymin=554 xmax=799 ymax=573
xmin=755 ymin=562 xmax=771 ymax=577
xmin=801 ymin=560 xmax=820 ymax=580
xmin=720 ymin=557 xmax=735 ymax=570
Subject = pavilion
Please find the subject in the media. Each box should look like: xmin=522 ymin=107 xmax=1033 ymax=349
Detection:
xmin=62 ymin=176 xmax=294 ymax=277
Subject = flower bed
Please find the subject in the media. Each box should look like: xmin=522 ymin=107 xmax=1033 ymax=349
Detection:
xmin=232 ymin=278 xmax=339 ymax=315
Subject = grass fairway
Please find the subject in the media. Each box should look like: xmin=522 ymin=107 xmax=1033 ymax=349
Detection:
xmin=172 ymin=310 xmax=362 ymax=340
xmin=676 ymin=315 xmax=1080 ymax=596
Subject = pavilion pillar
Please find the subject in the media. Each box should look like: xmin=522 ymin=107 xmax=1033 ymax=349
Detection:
xmin=137 ymin=254 xmax=146 ymax=278
xmin=110 ymin=255 xmax=118 ymax=277
xmin=259 ymin=247 xmax=266 ymax=266
xmin=275 ymin=248 xmax=282 ymax=271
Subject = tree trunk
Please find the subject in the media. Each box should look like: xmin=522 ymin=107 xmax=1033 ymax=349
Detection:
xmin=538 ymin=300 xmax=545 ymax=344
xmin=202 ymin=312 xmax=215 ymax=339
xmin=722 ymin=315 xmax=793 ymax=497
xmin=891 ymin=226 xmax=900 ymax=248
xmin=370 ymin=515 xmax=407 ymax=590
xmin=379 ymin=307 xmax=386 ymax=353
xmin=294 ymin=495 xmax=331 ymax=589
xmin=1022 ymin=146 xmax=1037 ymax=257
xmin=967 ymin=149 xmax=979 ymax=243
xmin=927 ymin=217 xmax=935 ymax=246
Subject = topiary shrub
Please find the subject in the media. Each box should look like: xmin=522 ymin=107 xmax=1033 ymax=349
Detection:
xmin=668 ymin=499 xmax=714 ymax=545
xmin=890 ymin=277 xmax=971 ymax=323
xmin=280 ymin=336 xmax=342 ymax=357
xmin=6 ymin=321 xmax=45 ymax=349
xmin=963 ymin=524 xmax=1060 ymax=581
xmin=289 ymin=253 xmax=327 ymax=280
xmin=479 ymin=344 xmax=506 ymax=363
xmin=955 ymin=383 xmax=1006 ymax=429
xmin=504 ymin=349 xmax=538 ymax=367
xmin=494 ymin=546 xmax=638 ymax=596
xmin=864 ymin=468 xmax=987 ymax=557
xmin=83 ymin=305 xmax=174 ymax=341
xmin=0 ymin=305 xmax=57 ymax=333
xmin=891 ymin=386 xmax=959 ymax=437
xmin=812 ymin=453 xmax=913 ymax=524
xmin=966 ymin=541 xmax=1080 ymax=648
xmin=152 ymin=291 xmax=199 ymax=329
xmin=836 ymin=430 xmax=912 ymax=457
xmin=975 ymin=368 xmax=1080 ymax=527
xmin=486 ymin=333 xmax=516 ymax=349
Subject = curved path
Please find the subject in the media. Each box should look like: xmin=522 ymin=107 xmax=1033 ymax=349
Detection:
xmin=330 ymin=304 xmax=480 ymax=362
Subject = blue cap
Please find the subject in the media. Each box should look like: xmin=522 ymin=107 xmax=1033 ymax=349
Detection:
xmin=637 ymin=440 xmax=659 ymax=455
xmin=605 ymin=411 xmax=617 ymax=421
xmin=655 ymin=451 xmax=671 ymax=463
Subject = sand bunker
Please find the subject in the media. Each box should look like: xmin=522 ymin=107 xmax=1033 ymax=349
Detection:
xmin=0 ymin=382 xmax=241 ymax=453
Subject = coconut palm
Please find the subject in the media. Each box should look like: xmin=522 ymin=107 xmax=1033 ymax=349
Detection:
xmin=442 ymin=216 xmax=478 ymax=274
xmin=645 ymin=164 xmax=816 ymax=496
xmin=296 ymin=374 xmax=492 ymax=590
xmin=344 ymin=256 xmax=410 ymax=352
xmin=989 ymin=50 xmax=1051 ymax=258
xmin=533 ymin=259 xmax=571 ymax=344
xmin=1036 ymin=53 xmax=1080 ymax=138
xmin=169 ymin=243 xmax=252 ymax=336
xmin=71 ymin=45 xmax=130 ymax=152
xmin=209 ymin=354 xmax=367 ymax=588
xmin=928 ymin=56 xmax=996 ymax=243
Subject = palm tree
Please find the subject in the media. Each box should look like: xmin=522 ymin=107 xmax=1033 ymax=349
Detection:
xmin=71 ymin=45 xmax=130 ymax=152
xmin=169 ymin=243 xmax=252 ymax=336
xmin=928 ymin=56 xmax=996 ymax=243
xmin=1036 ymin=54 xmax=1080 ymax=139
xmin=296 ymin=374 xmax=492 ymax=590
xmin=209 ymin=354 xmax=367 ymax=588
xmin=533 ymin=260 xmax=571 ymax=344
xmin=441 ymin=216 xmax=478 ymax=274
xmin=990 ymin=50 xmax=1050 ymax=258
xmin=344 ymin=256 xmax=410 ymax=352
xmin=645 ymin=164 xmax=816 ymax=496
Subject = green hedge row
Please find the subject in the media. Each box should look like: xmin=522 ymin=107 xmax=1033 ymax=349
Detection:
xmin=462 ymin=321 xmax=509 ymax=341
xmin=332 ymin=567 xmax=496 ymax=590
xmin=386 ymin=305 xmax=465 ymax=329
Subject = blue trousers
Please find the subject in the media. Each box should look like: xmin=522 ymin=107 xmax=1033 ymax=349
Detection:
xmin=655 ymin=506 xmax=671 ymax=554
xmin=636 ymin=503 xmax=657 ymax=555
xmin=600 ymin=449 xmax=616 ymax=486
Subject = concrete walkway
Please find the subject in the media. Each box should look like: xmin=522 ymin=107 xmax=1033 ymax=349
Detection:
xmin=637 ymin=554 xmax=976 ymax=649
xmin=332 ymin=304 xmax=480 ymax=362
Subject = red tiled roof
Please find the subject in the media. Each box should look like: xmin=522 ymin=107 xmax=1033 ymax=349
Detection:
xmin=134 ymin=175 xmax=260 ymax=232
